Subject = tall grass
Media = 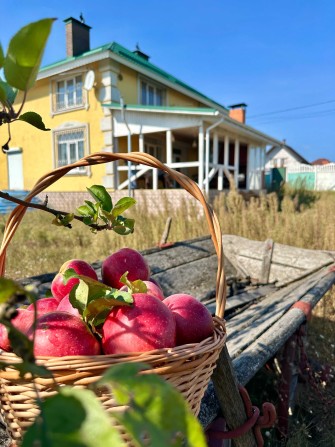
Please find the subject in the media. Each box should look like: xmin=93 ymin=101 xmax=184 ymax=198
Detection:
xmin=1 ymin=189 xmax=334 ymax=279
xmin=1 ymin=187 xmax=334 ymax=445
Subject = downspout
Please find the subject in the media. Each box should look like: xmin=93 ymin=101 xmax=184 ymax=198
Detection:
xmin=205 ymin=116 xmax=224 ymax=195
xmin=120 ymin=98 xmax=133 ymax=196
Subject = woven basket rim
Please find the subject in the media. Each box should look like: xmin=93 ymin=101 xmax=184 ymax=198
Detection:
xmin=0 ymin=151 xmax=227 ymax=317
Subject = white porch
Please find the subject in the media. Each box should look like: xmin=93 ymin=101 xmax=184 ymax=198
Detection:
xmin=100 ymin=104 xmax=280 ymax=193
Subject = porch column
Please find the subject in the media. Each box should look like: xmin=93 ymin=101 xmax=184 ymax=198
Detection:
xmin=234 ymin=138 xmax=240 ymax=187
xmin=224 ymin=135 xmax=229 ymax=167
xmin=139 ymin=134 xmax=144 ymax=152
xmin=166 ymin=130 xmax=172 ymax=165
xmin=198 ymin=124 xmax=204 ymax=188
xmin=213 ymin=133 xmax=219 ymax=165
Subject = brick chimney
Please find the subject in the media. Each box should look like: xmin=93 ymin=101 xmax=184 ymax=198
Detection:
xmin=228 ymin=103 xmax=247 ymax=124
xmin=64 ymin=16 xmax=91 ymax=57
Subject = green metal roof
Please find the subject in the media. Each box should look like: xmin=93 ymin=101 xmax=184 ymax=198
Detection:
xmin=40 ymin=41 xmax=227 ymax=112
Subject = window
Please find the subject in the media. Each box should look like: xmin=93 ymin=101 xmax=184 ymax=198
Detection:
xmin=55 ymin=75 xmax=84 ymax=111
xmin=140 ymin=79 xmax=165 ymax=106
xmin=54 ymin=127 xmax=88 ymax=173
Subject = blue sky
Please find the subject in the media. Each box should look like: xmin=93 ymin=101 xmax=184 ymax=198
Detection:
xmin=1 ymin=1 xmax=334 ymax=162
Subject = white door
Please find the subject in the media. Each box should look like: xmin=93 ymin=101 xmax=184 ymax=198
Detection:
xmin=7 ymin=148 xmax=24 ymax=190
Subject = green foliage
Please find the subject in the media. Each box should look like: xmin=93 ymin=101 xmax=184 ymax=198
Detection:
xmin=120 ymin=272 xmax=148 ymax=294
xmin=3 ymin=18 xmax=54 ymax=91
xmin=22 ymin=387 xmax=124 ymax=447
xmin=76 ymin=186 xmax=136 ymax=234
xmin=96 ymin=363 xmax=208 ymax=447
xmin=19 ymin=111 xmax=50 ymax=131
xmin=52 ymin=213 xmax=74 ymax=228
xmin=0 ymin=42 xmax=4 ymax=67
xmin=0 ymin=76 xmax=17 ymax=106
xmin=64 ymin=268 xmax=133 ymax=330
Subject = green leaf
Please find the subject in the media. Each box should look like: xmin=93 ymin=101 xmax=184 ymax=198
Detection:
xmin=112 ymin=216 xmax=135 ymax=235
xmin=21 ymin=387 xmax=123 ymax=447
xmin=19 ymin=111 xmax=50 ymax=130
xmin=64 ymin=269 xmax=133 ymax=327
xmin=0 ymin=278 xmax=37 ymax=305
xmin=76 ymin=204 xmax=95 ymax=217
xmin=96 ymin=363 xmax=207 ymax=447
xmin=87 ymin=185 xmax=113 ymax=212
xmin=0 ymin=42 xmax=4 ymax=68
xmin=120 ymin=273 xmax=147 ymax=294
xmin=112 ymin=197 xmax=136 ymax=217
xmin=0 ymin=77 xmax=18 ymax=105
xmin=4 ymin=19 xmax=55 ymax=91
xmin=52 ymin=213 xmax=74 ymax=228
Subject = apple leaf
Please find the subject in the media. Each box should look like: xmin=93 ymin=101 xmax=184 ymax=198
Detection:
xmin=0 ymin=277 xmax=37 ymax=305
xmin=120 ymin=272 xmax=147 ymax=294
xmin=0 ymin=76 xmax=18 ymax=105
xmin=112 ymin=197 xmax=137 ymax=217
xmin=96 ymin=362 xmax=208 ymax=447
xmin=64 ymin=269 xmax=133 ymax=328
xmin=21 ymin=387 xmax=123 ymax=447
xmin=4 ymin=18 xmax=55 ymax=91
xmin=113 ymin=216 xmax=135 ymax=235
xmin=0 ymin=43 xmax=4 ymax=68
xmin=19 ymin=111 xmax=50 ymax=131
xmin=77 ymin=204 xmax=95 ymax=217
xmin=52 ymin=213 xmax=74 ymax=228
xmin=87 ymin=185 xmax=113 ymax=212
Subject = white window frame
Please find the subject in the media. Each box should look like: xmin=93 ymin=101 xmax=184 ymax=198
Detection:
xmin=52 ymin=124 xmax=90 ymax=175
xmin=51 ymin=73 xmax=88 ymax=115
xmin=138 ymin=77 xmax=166 ymax=106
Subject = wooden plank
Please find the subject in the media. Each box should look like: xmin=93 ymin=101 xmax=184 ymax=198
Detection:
xmin=226 ymin=267 xmax=331 ymax=358
xmin=205 ymin=284 xmax=276 ymax=315
xmin=232 ymin=267 xmax=335 ymax=385
xmin=259 ymin=239 xmax=274 ymax=284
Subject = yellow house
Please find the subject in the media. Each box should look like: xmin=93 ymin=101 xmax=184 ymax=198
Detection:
xmin=1 ymin=16 xmax=283 ymax=201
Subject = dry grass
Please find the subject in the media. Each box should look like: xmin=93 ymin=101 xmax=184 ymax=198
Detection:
xmin=1 ymin=187 xmax=335 ymax=445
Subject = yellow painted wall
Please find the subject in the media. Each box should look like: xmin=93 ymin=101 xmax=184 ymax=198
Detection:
xmin=167 ymin=89 xmax=202 ymax=108
xmin=5 ymin=62 xmax=106 ymax=192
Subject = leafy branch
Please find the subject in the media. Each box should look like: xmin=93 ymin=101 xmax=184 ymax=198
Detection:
xmin=0 ymin=19 xmax=54 ymax=151
xmin=0 ymin=185 xmax=136 ymax=234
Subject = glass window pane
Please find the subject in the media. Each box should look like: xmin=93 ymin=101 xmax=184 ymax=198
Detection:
xmin=78 ymin=140 xmax=84 ymax=159
xmin=58 ymin=143 xmax=67 ymax=167
xmin=75 ymin=76 xmax=83 ymax=105
xmin=69 ymin=143 xmax=77 ymax=164
xmin=141 ymin=82 xmax=147 ymax=105
xmin=67 ymin=79 xmax=74 ymax=106
xmin=56 ymin=81 xmax=65 ymax=109
xmin=156 ymin=89 xmax=163 ymax=106
xmin=148 ymin=86 xmax=154 ymax=105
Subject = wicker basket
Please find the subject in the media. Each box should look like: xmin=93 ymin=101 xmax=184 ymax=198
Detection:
xmin=0 ymin=152 xmax=227 ymax=442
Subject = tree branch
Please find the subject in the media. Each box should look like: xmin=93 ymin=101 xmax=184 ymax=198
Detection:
xmin=0 ymin=190 xmax=109 ymax=231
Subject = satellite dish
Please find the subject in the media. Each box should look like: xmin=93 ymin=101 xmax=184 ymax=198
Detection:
xmin=84 ymin=70 xmax=95 ymax=91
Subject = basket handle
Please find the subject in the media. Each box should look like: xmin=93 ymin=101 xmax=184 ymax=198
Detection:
xmin=0 ymin=152 xmax=226 ymax=317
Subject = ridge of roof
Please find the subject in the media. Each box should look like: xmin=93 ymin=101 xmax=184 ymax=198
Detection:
xmin=40 ymin=41 xmax=228 ymax=112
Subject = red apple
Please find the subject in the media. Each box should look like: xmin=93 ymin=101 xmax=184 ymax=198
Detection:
xmin=121 ymin=280 xmax=165 ymax=301
xmin=51 ymin=259 xmax=98 ymax=302
xmin=163 ymin=294 xmax=214 ymax=345
xmin=143 ymin=280 xmax=165 ymax=301
xmin=102 ymin=248 xmax=150 ymax=289
xmin=26 ymin=311 xmax=101 ymax=357
xmin=0 ymin=309 xmax=35 ymax=351
xmin=102 ymin=293 xmax=176 ymax=354
xmin=57 ymin=294 xmax=81 ymax=318
xmin=26 ymin=297 xmax=59 ymax=315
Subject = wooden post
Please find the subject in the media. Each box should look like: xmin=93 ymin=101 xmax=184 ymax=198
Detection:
xmin=212 ymin=346 xmax=257 ymax=447
xmin=260 ymin=239 xmax=274 ymax=284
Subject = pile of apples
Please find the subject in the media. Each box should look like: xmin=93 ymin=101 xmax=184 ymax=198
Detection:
xmin=0 ymin=248 xmax=214 ymax=357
